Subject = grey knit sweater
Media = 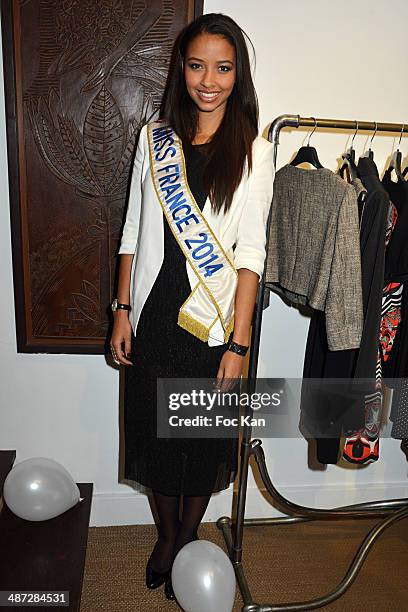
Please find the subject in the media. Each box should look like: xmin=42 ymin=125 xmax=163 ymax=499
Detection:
xmin=265 ymin=165 xmax=363 ymax=351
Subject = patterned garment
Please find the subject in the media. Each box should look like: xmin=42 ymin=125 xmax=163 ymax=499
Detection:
xmin=380 ymin=282 xmax=404 ymax=363
xmin=343 ymin=201 xmax=403 ymax=464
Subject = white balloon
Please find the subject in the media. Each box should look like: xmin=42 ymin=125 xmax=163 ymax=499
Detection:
xmin=172 ymin=540 xmax=236 ymax=612
xmin=3 ymin=457 xmax=81 ymax=521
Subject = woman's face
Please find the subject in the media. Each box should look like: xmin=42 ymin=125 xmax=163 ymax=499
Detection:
xmin=184 ymin=32 xmax=236 ymax=122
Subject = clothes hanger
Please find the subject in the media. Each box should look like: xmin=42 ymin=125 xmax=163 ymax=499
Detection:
xmin=388 ymin=124 xmax=404 ymax=181
xmin=290 ymin=117 xmax=323 ymax=169
xmin=360 ymin=122 xmax=377 ymax=160
xmin=339 ymin=120 xmax=359 ymax=181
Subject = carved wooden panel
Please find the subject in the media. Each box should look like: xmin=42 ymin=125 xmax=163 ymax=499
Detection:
xmin=2 ymin=0 xmax=203 ymax=353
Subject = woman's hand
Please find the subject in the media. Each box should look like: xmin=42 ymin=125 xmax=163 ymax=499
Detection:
xmin=110 ymin=311 xmax=133 ymax=366
xmin=214 ymin=268 xmax=258 ymax=391
xmin=216 ymin=350 xmax=245 ymax=391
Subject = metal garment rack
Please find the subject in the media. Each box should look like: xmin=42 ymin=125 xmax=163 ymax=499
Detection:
xmin=216 ymin=115 xmax=408 ymax=611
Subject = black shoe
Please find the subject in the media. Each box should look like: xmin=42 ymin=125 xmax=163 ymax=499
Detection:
xmin=145 ymin=556 xmax=170 ymax=589
xmin=164 ymin=573 xmax=175 ymax=600
xmin=164 ymin=533 xmax=199 ymax=600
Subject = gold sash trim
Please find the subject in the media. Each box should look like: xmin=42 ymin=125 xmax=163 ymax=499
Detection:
xmin=147 ymin=121 xmax=237 ymax=343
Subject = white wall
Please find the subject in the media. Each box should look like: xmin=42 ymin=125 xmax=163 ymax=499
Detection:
xmin=1 ymin=1 xmax=408 ymax=527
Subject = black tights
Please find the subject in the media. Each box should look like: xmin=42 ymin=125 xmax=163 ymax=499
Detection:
xmin=149 ymin=490 xmax=211 ymax=572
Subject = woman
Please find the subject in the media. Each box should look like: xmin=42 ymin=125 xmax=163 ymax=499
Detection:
xmin=110 ymin=12 xmax=274 ymax=601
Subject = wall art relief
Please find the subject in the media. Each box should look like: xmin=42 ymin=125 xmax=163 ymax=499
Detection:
xmin=2 ymin=0 xmax=203 ymax=353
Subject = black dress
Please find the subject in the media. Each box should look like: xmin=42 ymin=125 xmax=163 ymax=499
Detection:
xmin=123 ymin=142 xmax=239 ymax=496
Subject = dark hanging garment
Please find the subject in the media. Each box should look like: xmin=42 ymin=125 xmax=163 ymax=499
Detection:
xmin=380 ymin=170 xmax=408 ymax=439
xmin=390 ymin=376 xmax=408 ymax=439
xmin=341 ymin=201 xmax=399 ymax=463
xmin=382 ymin=169 xmax=408 ymax=285
xmin=300 ymin=160 xmax=389 ymax=463
xmin=353 ymin=158 xmax=390 ymax=381
xmin=341 ymin=169 xmax=408 ymax=447
xmin=381 ymin=170 xmax=408 ymax=382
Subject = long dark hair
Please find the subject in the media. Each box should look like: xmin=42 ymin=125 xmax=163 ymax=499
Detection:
xmin=159 ymin=13 xmax=259 ymax=214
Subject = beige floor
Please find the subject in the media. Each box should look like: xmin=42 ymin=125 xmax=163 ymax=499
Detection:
xmin=80 ymin=516 xmax=408 ymax=611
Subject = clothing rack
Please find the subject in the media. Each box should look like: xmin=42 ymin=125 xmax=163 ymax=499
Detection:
xmin=216 ymin=115 xmax=408 ymax=611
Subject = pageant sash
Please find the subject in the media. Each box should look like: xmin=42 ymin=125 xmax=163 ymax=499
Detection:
xmin=147 ymin=121 xmax=238 ymax=343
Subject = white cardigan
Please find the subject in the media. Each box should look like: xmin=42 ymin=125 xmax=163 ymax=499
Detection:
xmin=118 ymin=123 xmax=275 ymax=345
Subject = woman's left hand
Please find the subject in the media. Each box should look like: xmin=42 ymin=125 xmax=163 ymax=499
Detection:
xmin=216 ymin=350 xmax=245 ymax=392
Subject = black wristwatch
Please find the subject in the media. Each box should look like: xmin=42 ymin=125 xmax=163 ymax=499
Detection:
xmin=227 ymin=341 xmax=249 ymax=356
xmin=111 ymin=298 xmax=131 ymax=313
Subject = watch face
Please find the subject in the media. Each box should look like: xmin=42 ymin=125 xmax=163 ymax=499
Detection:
xmin=111 ymin=298 xmax=118 ymax=312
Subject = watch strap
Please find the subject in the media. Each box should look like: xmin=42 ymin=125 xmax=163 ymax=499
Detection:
xmin=227 ymin=341 xmax=249 ymax=356
xmin=111 ymin=298 xmax=131 ymax=312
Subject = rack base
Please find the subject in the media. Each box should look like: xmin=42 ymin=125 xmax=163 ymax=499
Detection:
xmin=217 ymin=439 xmax=408 ymax=611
